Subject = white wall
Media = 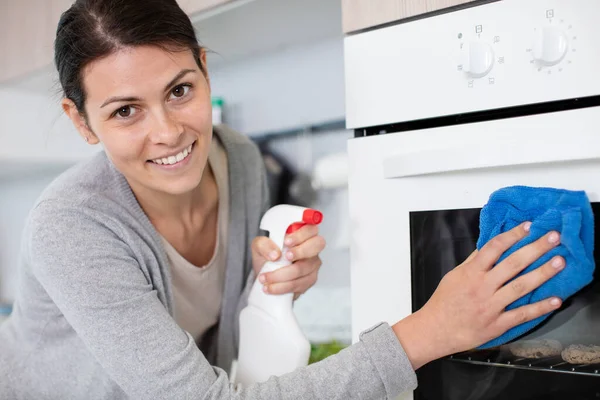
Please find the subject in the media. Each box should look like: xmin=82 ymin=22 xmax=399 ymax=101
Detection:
xmin=209 ymin=37 xmax=346 ymax=136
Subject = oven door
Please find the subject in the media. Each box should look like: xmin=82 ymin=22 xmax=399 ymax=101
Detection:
xmin=347 ymin=106 xmax=600 ymax=399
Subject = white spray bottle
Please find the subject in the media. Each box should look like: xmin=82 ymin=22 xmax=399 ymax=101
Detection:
xmin=234 ymin=205 xmax=323 ymax=387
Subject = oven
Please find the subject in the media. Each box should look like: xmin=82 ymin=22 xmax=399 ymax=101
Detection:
xmin=344 ymin=0 xmax=600 ymax=399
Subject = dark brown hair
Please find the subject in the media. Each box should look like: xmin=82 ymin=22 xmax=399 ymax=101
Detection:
xmin=54 ymin=0 xmax=203 ymax=115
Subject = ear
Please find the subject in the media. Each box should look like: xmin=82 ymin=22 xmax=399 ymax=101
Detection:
xmin=199 ymin=48 xmax=210 ymax=90
xmin=61 ymin=99 xmax=100 ymax=145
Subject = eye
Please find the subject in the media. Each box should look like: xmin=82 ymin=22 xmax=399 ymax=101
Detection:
xmin=113 ymin=106 xmax=137 ymax=119
xmin=169 ymin=84 xmax=191 ymax=100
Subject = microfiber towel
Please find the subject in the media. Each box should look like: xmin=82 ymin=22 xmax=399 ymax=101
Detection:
xmin=476 ymin=186 xmax=595 ymax=349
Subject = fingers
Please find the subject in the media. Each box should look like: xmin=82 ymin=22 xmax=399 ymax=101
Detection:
xmin=487 ymin=231 xmax=561 ymax=289
xmin=252 ymin=236 xmax=280 ymax=262
xmin=284 ymin=224 xmax=320 ymax=248
xmin=473 ymin=222 xmax=531 ymax=271
xmin=262 ymin=265 xmax=319 ymax=295
xmin=493 ymin=255 xmax=565 ymax=309
xmin=464 ymin=250 xmax=478 ymax=264
xmin=495 ymin=297 xmax=562 ymax=333
xmin=260 ymin=257 xmax=321 ymax=285
xmin=455 ymin=250 xmax=478 ymax=270
xmin=255 ymin=224 xmax=325 ymax=295
xmin=284 ymin=235 xmax=326 ymax=262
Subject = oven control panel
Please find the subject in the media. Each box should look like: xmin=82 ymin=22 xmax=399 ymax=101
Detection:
xmin=455 ymin=4 xmax=577 ymax=90
xmin=344 ymin=0 xmax=598 ymax=129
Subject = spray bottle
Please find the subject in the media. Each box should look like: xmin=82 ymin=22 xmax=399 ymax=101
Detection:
xmin=235 ymin=205 xmax=323 ymax=387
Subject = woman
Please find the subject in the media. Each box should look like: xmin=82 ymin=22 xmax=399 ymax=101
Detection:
xmin=0 ymin=0 xmax=566 ymax=399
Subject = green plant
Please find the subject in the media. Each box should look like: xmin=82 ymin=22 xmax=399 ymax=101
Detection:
xmin=309 ymin=341 xmax=348 ymax=364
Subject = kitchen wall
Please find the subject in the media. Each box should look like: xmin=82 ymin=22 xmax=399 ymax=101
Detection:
xmin=209 ymin=36 xmax=346 ymax=136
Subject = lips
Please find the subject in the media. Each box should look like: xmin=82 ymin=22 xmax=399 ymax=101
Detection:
xmin=150 ymin=141 xmax=195 ymax=165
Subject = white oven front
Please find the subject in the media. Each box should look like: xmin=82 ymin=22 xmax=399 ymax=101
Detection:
xmin=348 ymin=106 xmax=600 ymax=337
xmin=347 ymin=107 xmax=600 ymax=399
xmin=344 ymin=1 xmax=600 ymax=397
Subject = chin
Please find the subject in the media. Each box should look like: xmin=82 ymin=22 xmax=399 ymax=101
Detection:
xmin=152 ymin=174 xmax=203 ymax=196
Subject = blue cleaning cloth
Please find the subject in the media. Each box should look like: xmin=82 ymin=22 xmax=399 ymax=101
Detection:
xmin=476 ymin=186 xmax=595 ymax=349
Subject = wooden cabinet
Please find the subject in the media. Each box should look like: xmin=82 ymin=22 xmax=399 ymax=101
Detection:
xmin=342 ymin=0 xmax=480 ymax=34
xmin=0 ymin=0 xmax=73 ymax=83
xmin=0 ymin=0 xmax=240 ymax=83
xmin=1 ymin=1 xmax=49 ymax=83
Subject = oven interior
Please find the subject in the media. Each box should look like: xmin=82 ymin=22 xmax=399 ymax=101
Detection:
xmin=410 ymin=203 xmax=600 ymax=400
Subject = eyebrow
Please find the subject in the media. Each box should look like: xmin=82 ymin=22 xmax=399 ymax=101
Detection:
xmin=100 ymin=69 xmax=198 ymax=108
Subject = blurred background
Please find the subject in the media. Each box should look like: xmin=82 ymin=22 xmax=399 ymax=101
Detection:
xmin=0 ymin=0 xmax=352 ymax=345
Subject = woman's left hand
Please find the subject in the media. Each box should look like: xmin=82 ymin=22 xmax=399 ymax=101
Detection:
xmin=251 ymin=224 xmax=326 ymax=300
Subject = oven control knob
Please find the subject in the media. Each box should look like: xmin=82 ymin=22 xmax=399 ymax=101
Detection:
xmin=532 ymin=26 xmax=568 ymax=66
xmin=460 ymin=41 xmax=495 ymax=78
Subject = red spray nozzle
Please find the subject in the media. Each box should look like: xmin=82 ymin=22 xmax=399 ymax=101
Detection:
xmin=286 ymin=209 xmax=323 ymax=234
xmin=303 ymin=209 xmax=323 ymax=225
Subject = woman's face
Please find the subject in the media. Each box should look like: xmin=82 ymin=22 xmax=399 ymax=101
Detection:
xmin=64 ymin=45 xmax=213 ymax=196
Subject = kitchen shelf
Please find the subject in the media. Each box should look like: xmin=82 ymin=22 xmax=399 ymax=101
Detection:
xmin=185 ymin=0 xmax=254 ymax=21
xmin=249 ymin=119 xmax=347 ymax=144
xmin=194 ymin=0 xmax=341 ymax=68
xmin=448 ymin=348 xmax=600 ymax=378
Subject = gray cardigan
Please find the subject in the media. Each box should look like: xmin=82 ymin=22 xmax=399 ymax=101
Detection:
xmin=0 ymin=126 xmax=417 ymax=399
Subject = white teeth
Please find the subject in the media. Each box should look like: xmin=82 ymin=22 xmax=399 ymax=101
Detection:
xmin=151 ymin=142 xmax=194 ymax=165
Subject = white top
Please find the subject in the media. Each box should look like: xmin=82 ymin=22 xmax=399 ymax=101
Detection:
xmin=161 ymin=137 xmax=229 ymax=343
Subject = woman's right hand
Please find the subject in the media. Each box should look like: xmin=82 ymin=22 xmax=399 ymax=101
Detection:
xmin=393 ymin=222 xmax=565 ymax=370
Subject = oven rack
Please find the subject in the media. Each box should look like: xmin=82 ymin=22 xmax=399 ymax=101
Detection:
xmin=448 ymin=349 xmax=600 ymax=377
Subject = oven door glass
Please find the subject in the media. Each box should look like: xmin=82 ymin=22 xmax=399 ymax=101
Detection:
xmin=410 ymin=205 xmax=600 ymax=400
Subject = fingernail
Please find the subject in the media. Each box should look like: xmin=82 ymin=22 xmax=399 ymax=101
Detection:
xmin=263 ymin=285 xmax=269 ymax=293
xmin=550 ymin=297 xmax=561 ymax=307
xmin=259 ymin=274 xmax=266 ymax=284
xmin=286 ymin=251 xmax=294 ymax=261
xmin=269 ymin=251 xmax=279 ymax=261
xmin=524 ymin=222 xmax=532 ymax=232
xmin=285 ymin=237 xmax=293 ymax=246
xmin=548 ymin=232 xmax=560 ymax=244
xmin=552 ymin=257 xmax=564 ymax=270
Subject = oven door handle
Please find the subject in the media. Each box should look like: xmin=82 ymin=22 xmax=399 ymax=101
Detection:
xmin=383 ymin=139 xmax=600 ymax=178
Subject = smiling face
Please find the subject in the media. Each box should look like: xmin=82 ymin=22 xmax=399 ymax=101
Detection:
xmin=63 ymin=45 xmax=213 ymax=197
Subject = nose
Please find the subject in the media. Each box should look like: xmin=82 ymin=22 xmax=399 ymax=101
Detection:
xmin=149 ymin=108 xmax=184 ymax=146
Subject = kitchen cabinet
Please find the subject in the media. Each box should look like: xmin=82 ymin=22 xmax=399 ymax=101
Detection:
xmin=0 ymin=0 xmax=245 ymax=83
xmin=341 ymin=0 xmax=479 ymax=33
xmin=0 ymin=0 xmax=71 ymax=83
